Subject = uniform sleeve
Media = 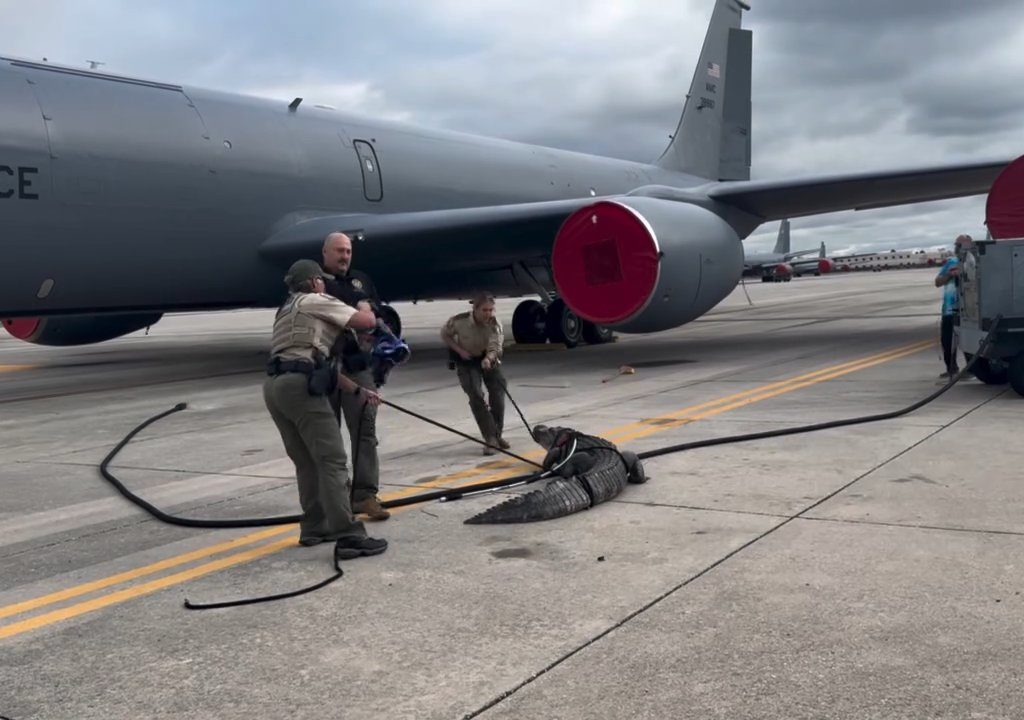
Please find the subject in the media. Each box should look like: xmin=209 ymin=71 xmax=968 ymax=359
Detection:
xmin=441 ymin=315 xmax=458 ymax=343
xmin=488 ymin=319 xmax=504 ymax=359
xmin=300 ymin=293 xmax=357 ymax=327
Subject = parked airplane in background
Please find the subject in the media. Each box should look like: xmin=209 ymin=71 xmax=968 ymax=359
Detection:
xmin=742 ymin=219 xmax=833 ymax=282
xmin=0 ymin=0 xmax=1009 ymax=348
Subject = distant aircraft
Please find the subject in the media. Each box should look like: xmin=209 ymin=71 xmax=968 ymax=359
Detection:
xmin=742 ymin=219 xmax=832 ymax=282
xmin=0 ymin=0 xmax=1009 ymax=348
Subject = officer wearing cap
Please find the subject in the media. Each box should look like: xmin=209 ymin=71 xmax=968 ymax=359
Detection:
xmin=441 ymin=291 xmax=509 ymax=456
xmin=321 ymin=231 xmax=391 ymax=521
xmin=264 ymin=258 xmax=388 ymax=559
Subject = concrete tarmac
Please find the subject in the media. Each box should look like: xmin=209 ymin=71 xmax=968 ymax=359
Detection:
xmin=1 ymin=270 xmax=1021 ymax=720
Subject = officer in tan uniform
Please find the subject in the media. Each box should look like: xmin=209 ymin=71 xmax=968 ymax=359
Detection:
xmin=441 ymin=292 xmax=509 ymax=456
xmin=264 ymin=259 xmax=388 ymax=559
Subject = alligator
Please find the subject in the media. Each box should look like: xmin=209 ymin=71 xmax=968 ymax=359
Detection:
xmin=464 ymin=424 xmax=646 ymax=524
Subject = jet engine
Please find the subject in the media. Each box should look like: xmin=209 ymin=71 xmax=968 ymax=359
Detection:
xmin=817 ymin=258 xmax=834 ymax=274
xmin=551 ymin=198 xmax=743 ymax=333
xmin=2 ymin=313 xmax=163 ymax=346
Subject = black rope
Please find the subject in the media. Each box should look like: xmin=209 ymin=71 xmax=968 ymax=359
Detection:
xmin=379 ymin=397 xmax=543 ymax=469
xmin=498 ymin=373 xmax=534 ymax=438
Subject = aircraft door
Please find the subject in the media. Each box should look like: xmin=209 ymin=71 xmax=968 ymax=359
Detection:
xmin=354 ymin=139 xmax=382 ymax=202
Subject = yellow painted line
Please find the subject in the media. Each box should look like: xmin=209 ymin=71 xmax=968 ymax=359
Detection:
xmin=396 ymin=340 xmax=936 ymax=489
xmin=0 ymin=525 xmax=296 ymax=620
xmin=0 ymin=536 xmax=298 ymax=640
xmin=0 ymin=339 xmax=933 ymax=639
xmin=0 ymin=364 xmax=36 ymax=373
xmin=609 ymin=341 xmax=932 ymax=445
xmin=602 ymin=340 xmax=933 ymax=443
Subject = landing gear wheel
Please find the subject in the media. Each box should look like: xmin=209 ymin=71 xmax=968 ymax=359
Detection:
xmin=377 ymin=304 xmax=402 ymax=337
xmin=964 ymin=353 xmax=1009 ymax=385
xmin=512 ymin=300 xmax=548 ymax=345
xmin=1009 ymin=354 xmax=1024 ymax=397
xmin=581 ymin=321 xmax=613 ymax=345
xmin=544 ymin=298 xmax=583 ymax=348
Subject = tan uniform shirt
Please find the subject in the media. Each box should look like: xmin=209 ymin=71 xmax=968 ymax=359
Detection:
xmin=270 ymin=292 xmax=357 ymax=361
xmin=441 ymin=311 xmax=504 ymax=359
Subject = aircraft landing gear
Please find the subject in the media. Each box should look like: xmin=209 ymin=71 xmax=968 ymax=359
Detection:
xmin=511 ymin=298 xmax=614 ymax=348
xmin=512 ymin=299 xmax=548 ymax=345
xmin=581 ymin=321 xmax=614 ymax=345
xmin=545 ymin=298 xmax=583 ymax=348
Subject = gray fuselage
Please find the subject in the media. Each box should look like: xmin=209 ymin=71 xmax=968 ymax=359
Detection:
xmin=0 ymin=59 xmax=704 ymax=317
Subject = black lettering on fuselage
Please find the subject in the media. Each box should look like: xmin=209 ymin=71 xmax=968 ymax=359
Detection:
xmin=0 ymin=166 xmax=12 ymax=198
xmin=18 ymin=167 xmax=39 ymax=199
xmin=0 ymin=165 xmax=40 ymax=199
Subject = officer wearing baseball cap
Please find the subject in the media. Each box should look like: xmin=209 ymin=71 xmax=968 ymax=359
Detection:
xmin=264 ymin=259 xmax=388 ymax=560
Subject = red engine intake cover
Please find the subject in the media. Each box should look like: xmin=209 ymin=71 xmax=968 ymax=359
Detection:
xmin=818 ymin=258 xmax=833 ymax=274
xmin=1 ymin=318 xmax=41 ymax=340
xmin=552 ymin=201 xmax=660 ymax=325
xmin=986 ymin=154 xmax=1024 ymax=239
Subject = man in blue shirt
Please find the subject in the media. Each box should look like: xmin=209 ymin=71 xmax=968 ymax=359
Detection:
xmin=933 ymin=235 xmax=971 ymax=377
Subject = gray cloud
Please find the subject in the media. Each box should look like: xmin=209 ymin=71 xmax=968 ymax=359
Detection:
xmin=3 ymin=0 xmax=1021 ymax=256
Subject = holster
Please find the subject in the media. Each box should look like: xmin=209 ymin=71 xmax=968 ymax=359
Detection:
xmin=448 ymin=349 xmax=484 ymax=371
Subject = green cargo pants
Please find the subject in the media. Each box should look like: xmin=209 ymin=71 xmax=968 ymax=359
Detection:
xmin=263 ymin=373 xmax=366 ymax=543
xmin=330 ymin=368 xmax=380 ymax=503
xmin=456 ymin=362 xmax=506 ymax=441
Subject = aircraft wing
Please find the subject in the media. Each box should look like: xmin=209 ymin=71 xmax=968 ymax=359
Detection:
xmin=708 ymin=159 xmax=1010 ymax=221
xmin=259 ymin=197 xmax=598 ymax=274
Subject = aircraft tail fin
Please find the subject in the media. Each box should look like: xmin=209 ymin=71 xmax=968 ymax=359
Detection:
xmin=773 ymin=219 xmax=791 ymax=255
xmin=656 ymin=0 xmax=751 ymax=180
xmin=818 ymin=241 xmax=826 ymax=258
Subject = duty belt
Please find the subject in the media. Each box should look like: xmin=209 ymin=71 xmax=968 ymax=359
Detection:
xmin=266 ymin=357 xmax=315 ymax=377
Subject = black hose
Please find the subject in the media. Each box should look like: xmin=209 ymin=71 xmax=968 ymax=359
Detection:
xmin=184 ymin=554 xmax=344 ymax=610
xmin=99 ymin=403 xmax=303 ymax=528
xmin=101 ymin=320 xmax=1000 ymax=608
xmin=389 ymin=317 xmax=1003 ymax=504
xmin=637 ymin=323 xmax=998 ymax=461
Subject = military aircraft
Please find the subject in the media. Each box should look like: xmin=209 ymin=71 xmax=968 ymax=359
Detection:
xmin=742 ymin=219 xmax=832 ymax=282
xmin=0 ymin=0 xmax=1009 ymax=348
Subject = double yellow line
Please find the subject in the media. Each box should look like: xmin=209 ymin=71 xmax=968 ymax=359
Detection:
xmin=0 ymin=339 xmax=932 ymax=640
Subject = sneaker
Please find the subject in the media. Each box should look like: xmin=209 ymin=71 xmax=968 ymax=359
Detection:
xmin=482 ymin=439 xmax=497 ymax=456
xmin=497 ymin=437 xmax=511 ymax=450
xmin=938 ymin=371 xmax=952 ymax=379
xmin=334 ymin=536 xmax=388 ymax=560
xmin=352 ymin=496 xmax=391 ymax=521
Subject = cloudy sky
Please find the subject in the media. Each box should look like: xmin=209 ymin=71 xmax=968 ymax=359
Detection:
xmin=4 ymin=0 xmax=1021 ymax=255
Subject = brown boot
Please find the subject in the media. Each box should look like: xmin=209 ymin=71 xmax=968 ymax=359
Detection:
xmin=497 ymin=437 xmax=511 ymax=449
xmin=352 ymin=496 xmax=391 ymax=521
